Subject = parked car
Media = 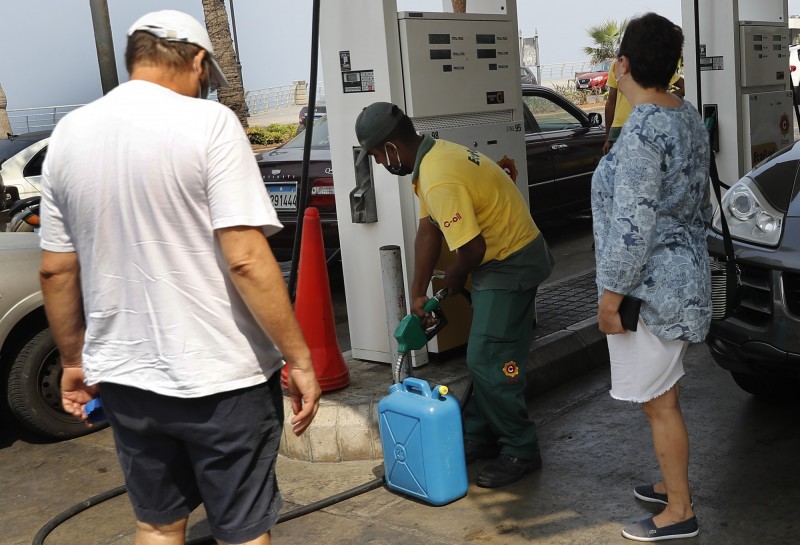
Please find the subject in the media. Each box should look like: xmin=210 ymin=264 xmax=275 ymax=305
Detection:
xmin=520 ymin=66 xmax=538 ymax=85
xmin=298 ymin=100 xmax=327 ymax=132
xmin=705 ymin=141 xmax=800 ymax=397
xmin=258 ymin=84 xmax=605 ymax=259
xmin=575 ymin=59 xmax=612 ymax=93
xmin=258 ymin=114 xmax=336 ymax=261
xmin=790 ymin=43 xmax=800 ymax=90
xmin=0 ymin=233 xmax=100 ymax=439
xmin=0 ymin=131 xmax=51 ymax=225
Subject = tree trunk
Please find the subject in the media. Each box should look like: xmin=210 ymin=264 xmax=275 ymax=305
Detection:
xmin=202 ymin=0 xmax=248 ymax=128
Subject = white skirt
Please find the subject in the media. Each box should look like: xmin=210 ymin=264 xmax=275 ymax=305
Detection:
xmin=606 ymin=317 xmax=689 ymax=403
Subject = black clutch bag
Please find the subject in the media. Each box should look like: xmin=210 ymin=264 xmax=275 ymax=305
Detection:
xmin=618 ymin=296 xmax=642 ymax=331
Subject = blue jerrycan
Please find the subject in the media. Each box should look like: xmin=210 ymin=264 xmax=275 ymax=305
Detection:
xmin=378 ymin=377 xmax=468 ymax=506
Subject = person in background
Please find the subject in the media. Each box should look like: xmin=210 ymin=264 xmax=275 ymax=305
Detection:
xmin=603 ymin=57 xmax=685 ymax=154
xmin=354 ymin=102 xmax=554 ymax=489
xmin=39 ymin=10 xmax=320 ymax=545
xmin=591 ymin=12 xmax=711 ymax=542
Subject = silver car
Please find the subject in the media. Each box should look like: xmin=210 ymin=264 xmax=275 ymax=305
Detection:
xmin=0 ymin=233 xmax=96 ymax=438
xmin=0 ymin=131 xmax=50 ymax=225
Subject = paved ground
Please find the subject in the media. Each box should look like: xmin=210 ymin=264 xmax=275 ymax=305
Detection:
xmin=5 ymin=342 xmax=799 ymax=545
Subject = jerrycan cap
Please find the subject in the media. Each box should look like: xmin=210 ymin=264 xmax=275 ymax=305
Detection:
xmin=437 ymin=385 xmax=449 ymax=396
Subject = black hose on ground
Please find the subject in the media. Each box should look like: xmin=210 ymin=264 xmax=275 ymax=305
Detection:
xmin=32 ymin=485 xmax=127 ymax=545
xmin=33 ymin=478 xmax=386 ymax=545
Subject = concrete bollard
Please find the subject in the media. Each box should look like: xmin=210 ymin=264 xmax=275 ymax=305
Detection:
xmin=293 ymin=80 xmax=308 ymax=106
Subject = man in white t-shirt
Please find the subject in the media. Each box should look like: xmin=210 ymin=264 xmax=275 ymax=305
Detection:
xmin=38 ymin=10 xmax=320 ymax=545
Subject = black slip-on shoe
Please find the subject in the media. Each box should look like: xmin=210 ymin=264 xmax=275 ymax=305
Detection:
xmin=622 ymin=516 xmax=699 ymax=542
xmin=634 ymin=484 xmax=693 ymax=507
xmin=475 ymin=453 xmax=542 ymax=488
xmin=464 ymin=440 xmax=500 ymax=465
xmin=634 ymin=484 xmax=668 ymax=505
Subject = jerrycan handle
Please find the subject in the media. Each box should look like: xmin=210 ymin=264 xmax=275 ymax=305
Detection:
xmin=401 ymin=377 xmax=433 ymax=398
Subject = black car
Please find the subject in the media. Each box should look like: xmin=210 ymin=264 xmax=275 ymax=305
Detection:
xmin=258 ymin=115 xmax=335 ymax=261
xmin=705 ymin=141 xmax=800 ymax=397
xmin=298 ymin=101 xmax=327 ymax=132
xmin=258 ymin=85 xmax=605 ymax=259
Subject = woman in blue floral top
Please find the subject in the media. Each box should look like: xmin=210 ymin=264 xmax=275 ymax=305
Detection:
xmin=591 ymin=12 xmax=711 ymax=542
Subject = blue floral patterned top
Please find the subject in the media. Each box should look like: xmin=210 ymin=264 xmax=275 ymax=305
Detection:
xmin=591 ymin=100 xmax=712 ymax=343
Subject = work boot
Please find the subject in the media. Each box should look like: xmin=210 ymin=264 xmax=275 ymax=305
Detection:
xmin=464 ymin=440 xmax=500 ymax=465
xmin=476 ymin=453 xmax=542 ymax=488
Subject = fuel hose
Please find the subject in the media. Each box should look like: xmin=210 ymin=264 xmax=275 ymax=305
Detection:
xmin=32 ymin=478 xmax=385 ymax=545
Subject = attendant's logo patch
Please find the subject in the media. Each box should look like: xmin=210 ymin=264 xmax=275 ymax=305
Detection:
xmin=467 ymin=149 xmax=481 ymax=166
xmin=496 ymin=155 xmax=518 ymax=182
xmin=443 ymin=213 xmax=462 ymax=228
xmin=502 ymin=361 xmax=519 ymax=378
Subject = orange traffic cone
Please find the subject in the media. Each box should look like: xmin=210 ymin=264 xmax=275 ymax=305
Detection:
xmin=281 ymin=207 xmax=350 ymax=391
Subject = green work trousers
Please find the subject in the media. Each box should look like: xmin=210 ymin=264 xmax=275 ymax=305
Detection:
xmin=462 ymin=285 xmax=539 ymax=459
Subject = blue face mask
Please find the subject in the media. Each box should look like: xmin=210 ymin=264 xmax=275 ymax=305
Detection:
xmin=196 ymin=57 xmax=214 ymax=100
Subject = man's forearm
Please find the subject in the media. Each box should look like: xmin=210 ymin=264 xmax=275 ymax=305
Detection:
xmin=218 ymin=228 xmax=313 ymax=370
xmin=40 ymin=252 xmax=85 ymax=368
xmin=411 ymin=220 xmax=443 ymax=298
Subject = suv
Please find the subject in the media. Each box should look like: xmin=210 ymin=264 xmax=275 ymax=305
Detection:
xmin=0 ymin=233 xmax=96 ymax=438
xmin=705 ymin=141 xmax=800 ymax=397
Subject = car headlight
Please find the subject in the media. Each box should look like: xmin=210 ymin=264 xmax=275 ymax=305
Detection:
xmin=712 ymin=176 xmax=784 ymax=246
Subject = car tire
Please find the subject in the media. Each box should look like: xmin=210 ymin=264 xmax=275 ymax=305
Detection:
xmin=8 ymin=210 xmax=35 ymax=232
xmin=730 ymin=371 xmax=795 ymax=398
xmin=7 ymin=329 xmax=101 ymax=438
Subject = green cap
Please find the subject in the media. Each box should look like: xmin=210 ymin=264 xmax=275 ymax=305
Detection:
xmin=354 ymin=102 xmax=405 ymax=165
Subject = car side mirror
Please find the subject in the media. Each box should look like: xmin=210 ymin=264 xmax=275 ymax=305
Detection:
xmin=588 ymin=112 xmax=603 ymax=127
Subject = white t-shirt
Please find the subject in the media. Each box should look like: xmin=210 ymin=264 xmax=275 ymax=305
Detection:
xmin=40 ymin=80 xmax=284 ymax=398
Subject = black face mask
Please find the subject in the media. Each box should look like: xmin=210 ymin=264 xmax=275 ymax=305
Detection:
xmin=383 ymin=142 xmax=412 ymax=176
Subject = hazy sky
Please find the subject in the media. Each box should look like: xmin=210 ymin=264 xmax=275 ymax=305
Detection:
xmin=1 ymin=0 xmax=798 ymax=109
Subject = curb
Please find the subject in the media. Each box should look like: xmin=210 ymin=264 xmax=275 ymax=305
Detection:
xmin=278 ymin=312 xmax=609 ymax=463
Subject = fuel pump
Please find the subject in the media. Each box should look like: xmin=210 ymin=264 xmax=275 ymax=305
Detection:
xmin=682 ymin=0 xmax=793 ymax=186
xmin=320 ymin=0 xmax=528 ymax=365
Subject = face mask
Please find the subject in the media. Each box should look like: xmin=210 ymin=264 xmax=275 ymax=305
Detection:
xmin=195 ymin=57 xmax=212 ymax=100
xmin=383 ymin=142 xmax=412 ymax=176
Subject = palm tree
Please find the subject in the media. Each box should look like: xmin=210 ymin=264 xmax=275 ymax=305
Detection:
xmin=583 ymin=19 xmax=627 ymax=64
xmin=202 ymin=0 xmax=248 ymax=128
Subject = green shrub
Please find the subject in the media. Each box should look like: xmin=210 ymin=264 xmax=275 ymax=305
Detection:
xmin=550 ymin=83 xmax=592 ymax=106
xmin=247 ymin=123 xmax=297 ymax=146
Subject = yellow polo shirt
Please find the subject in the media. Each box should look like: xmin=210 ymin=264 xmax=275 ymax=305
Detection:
xmin=412 ymin=137 xmax=538 ymax=265
xmin=607 ymin=59 xmax=682 ymax=128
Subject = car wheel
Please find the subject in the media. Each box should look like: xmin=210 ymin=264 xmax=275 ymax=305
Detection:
xmin=730 ymin=371 xmax=795 ymax=398
xmin=7 ymin=329 xmax=101 ymax=438
xmin=8 ymin=210 xmax=35 ymax=232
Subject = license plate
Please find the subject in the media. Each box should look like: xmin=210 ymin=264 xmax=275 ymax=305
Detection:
xmin=266 ymin=183 xmax=297 ymax=210
xmin=577 ymin=83 xmax=588 ymax=89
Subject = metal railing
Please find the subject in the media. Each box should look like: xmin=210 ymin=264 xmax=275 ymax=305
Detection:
xmin=7 ymin=104 xmax=85 ymax=134
xmin=5 ymin=81 xmax=327 ymax=133
xmin=538 ymin=61 xmax=594 ymax=82
xmin=245 ymin=82 xmax=325 ymax=115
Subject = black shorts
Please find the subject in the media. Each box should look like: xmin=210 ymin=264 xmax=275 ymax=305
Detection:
xmin=100 ymin=375 xmax=284 ymax=544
